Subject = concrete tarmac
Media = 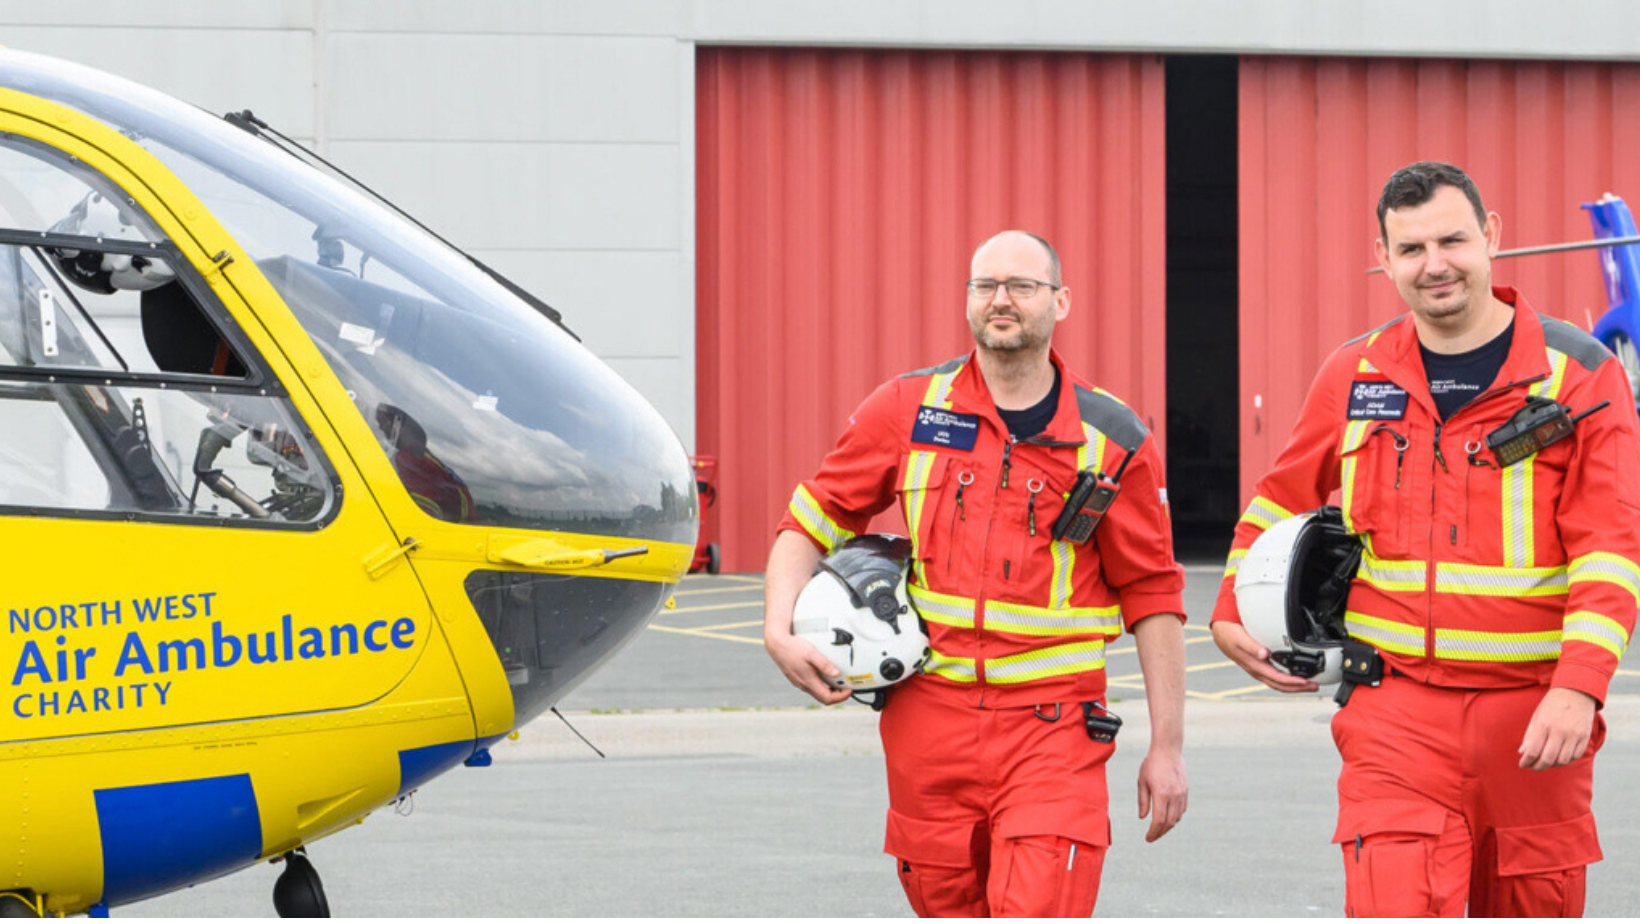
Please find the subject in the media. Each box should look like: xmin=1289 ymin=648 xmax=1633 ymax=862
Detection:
xmin=126 ymin=567 xmax=1640 ymax=917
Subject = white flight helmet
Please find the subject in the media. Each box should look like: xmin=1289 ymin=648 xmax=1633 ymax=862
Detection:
xmin=792 ymin=534 xmax=929 ymax=691
xmin=1233 ymin=506 xmax=1362 ymax=684
xmin=48 ymin=191 xmax=176 ymax=294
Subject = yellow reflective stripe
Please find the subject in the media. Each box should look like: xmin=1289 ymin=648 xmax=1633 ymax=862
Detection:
xmin=1224 ymin=547 xmax=1247 ymax=581
xmin=1357 ymin=331 xmax=1383 ymax=373
xmin=1049 ymin=540 xmax=1075 ymax=609
xmin=1054 ymin=422 xmax=1104 ymax=609
xmin=907 ymin=584 xmax=976 ymax=629
xmin=922 ymin=370 xmax=959 ymax=409
xmin=901 ymin=450 xmax=938 ymax=584
xmin=983 ymin=600 xmax=1122 ymax=638
xmin=1433 ymin=627 xmax=1561 ymax=662
xmin=1339 ymin=419 xmax=1373 ymax=534
xmin=788 ymin=485 xmax=854 ymax=553
xmin=1501 ymin=453 xmax=1534 ymax=568
xmin=1529 ymin=349 xmax=1570 ymax=402
xmin=984 ymin=640 xmax=1107 ymax=684
xmin=1562 ymin=611 xmax=1631 ymax=659
xmin=1569 ymin=552 xmax=1640 ymax=608
xmin=1358 ymin=552 xmax=1428 ymax=593
xmin=1433 ymin=563 xmax=1567 ymax=597
xmin=924 ymin=649 xmax=977 ymax=682
xmin=1345 ymin=611 xmax=1426 ymax=656
xmin=1239 ymin=494 xmax=1294 ymax=532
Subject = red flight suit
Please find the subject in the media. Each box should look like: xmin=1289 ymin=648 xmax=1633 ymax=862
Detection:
xmin=1212 ymin=290 xmax=1640 ymax=916
xmin=780 ymin=349 xmax=1185 ymax=917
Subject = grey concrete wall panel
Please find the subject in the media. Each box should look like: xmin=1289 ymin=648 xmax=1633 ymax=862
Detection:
xmin=326 ymin=0 xmax=685 ymax=36
xmin=325 ymin=34 xmax=680 ymax=142
xmin=327 ymin=141 xmax=681 ymax=252
xmin=683 ymin=0 xmax=1640 ymax=61
xmin=3 ymin=29 xmax=315 ymax=135
xmin=474 ymin=249 xmax=685 ymax=360
xmin=0 ymin=0 xmax=311 ymax=29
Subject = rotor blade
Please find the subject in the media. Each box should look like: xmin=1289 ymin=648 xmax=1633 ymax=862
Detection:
xmin=1365 ymin=234 xmax=1640 ymax=274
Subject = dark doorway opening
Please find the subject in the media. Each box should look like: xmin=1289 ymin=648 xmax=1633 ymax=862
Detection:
xmin=1165 ymin=56 xmax=1240 ymax=562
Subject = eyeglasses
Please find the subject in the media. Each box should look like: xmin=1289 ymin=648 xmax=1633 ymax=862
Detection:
xmin=966 ymin=277 xmax=1058 ymax=300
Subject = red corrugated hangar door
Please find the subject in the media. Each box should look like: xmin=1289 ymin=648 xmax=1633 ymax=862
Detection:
xmin=698 ymin=48 xmax=1166 ymax=572
xmin=1239 ymin=56 xmax=1640 ymax=502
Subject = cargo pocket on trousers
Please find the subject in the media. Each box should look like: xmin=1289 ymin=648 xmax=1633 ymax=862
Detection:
xmin=1332 ymin=798 xmax=1449 ymax=918
xmin=1491 ymin=813 xmax=1602 ymax=916
xmin=885 ymin=809 xmax=981 ymax=917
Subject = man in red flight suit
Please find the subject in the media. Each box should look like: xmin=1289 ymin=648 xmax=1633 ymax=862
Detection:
xmin=764 ymin=231 xmax=1189 ymax=917
xmin=1214 ymin=162 xmax=1640 ymax=916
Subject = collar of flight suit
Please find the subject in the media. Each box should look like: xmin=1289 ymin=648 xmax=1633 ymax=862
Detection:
xmin=944 ymin=347 xmax=1089 ymax=445
xmin=1359 ymin=286 xmax=1554 ymax=419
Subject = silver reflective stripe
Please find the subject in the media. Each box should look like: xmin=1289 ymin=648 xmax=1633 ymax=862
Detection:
xmin=789 ymin=485 xmax=853 ymax=552
xmin=1433 ymin=566 xmax=1567 ymax=596
xmin=908 ymin=585 xmax=976 ymax=628
xmin=984 ymin=641 xmax=1106 ymax=684
xmin=1433 ymin=631 xmax=1561 ymax=662
xmin=983 ymin=601 xmax=1122 ymax=638
xmin=1345 ymin=612 xmax=1426 ymax=657
xmin=1563 ymin=612 xmax=1630 ymax=659
xmin=1359 ymin=556 xmax=1427 ymax=592
xmin=1568 ymin=556 xmax=1640 ymax=607
xmin=924 ymin=651 xmax=977 ymax=682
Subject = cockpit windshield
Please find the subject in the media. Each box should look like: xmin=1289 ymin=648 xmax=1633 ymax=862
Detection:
xmin=0 ymin=50 xmax=696 ymax=544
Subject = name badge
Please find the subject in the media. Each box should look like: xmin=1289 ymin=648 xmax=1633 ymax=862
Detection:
xmin=911 ymin=406 xmax=980 ymax=450
xmin=1347 ymin=381 xmax=1409 ymax=420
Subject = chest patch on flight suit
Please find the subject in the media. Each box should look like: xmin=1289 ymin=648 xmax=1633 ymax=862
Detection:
xmin=911 ymin=406 xmax=980 ymax=450
xmin=1347 ymin=381 xmax=1409 ymax=420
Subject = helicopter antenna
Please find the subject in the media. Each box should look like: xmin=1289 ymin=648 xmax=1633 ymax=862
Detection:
xmin=221 ymin=110 xmax=579 ymax=341
xmin=1366 ymin=234 xmax=1640 ymax=274
xmin=550 ymin=707 xmax=607 ymax=759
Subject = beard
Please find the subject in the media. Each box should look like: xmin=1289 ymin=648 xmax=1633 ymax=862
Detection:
xmin=970 ymin=311 xmax=1046 ymax=352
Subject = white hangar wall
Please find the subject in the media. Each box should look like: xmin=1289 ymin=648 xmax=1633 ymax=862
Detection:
xmin=5 ymin=0 xmax=1640 ymax=450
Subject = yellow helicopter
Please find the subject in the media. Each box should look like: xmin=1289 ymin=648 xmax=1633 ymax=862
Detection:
xmin=0 ymin=49 xmax=696 ymax=917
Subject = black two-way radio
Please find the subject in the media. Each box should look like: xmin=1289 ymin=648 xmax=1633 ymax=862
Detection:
xmin=1484 ymin=396 xmax=1610 ymax=467
xmin=1051 ymin=447 xmax=1135 ymax=544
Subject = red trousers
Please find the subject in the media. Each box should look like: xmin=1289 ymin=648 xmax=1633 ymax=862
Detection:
xmin=879 ymin=679 xmax=1111 ymax=918
xmin=1331 ymin=676 xmax=1606 ymax=917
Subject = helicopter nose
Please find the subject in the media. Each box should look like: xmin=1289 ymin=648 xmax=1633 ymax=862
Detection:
xmin=465 ymin=569 xmax=672 ymax=727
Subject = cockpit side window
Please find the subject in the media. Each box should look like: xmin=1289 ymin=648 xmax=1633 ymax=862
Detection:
xmin=0 ymin=134 xmax=335 ymax=527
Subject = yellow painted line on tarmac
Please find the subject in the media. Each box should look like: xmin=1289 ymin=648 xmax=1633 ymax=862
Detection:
xmin=1190 ymin=683 xmax=1279 ymax=701
xmin=692 ymin=619 xmax=765 ymax=632
xmin=667 ymin=600 xmax=765 ymax=615
xmin=713 ymin=575 xmax=767 ymax=587
xmin=1107 ymin=678 xmax=1232 ymax=701
xmin=1615 ymin=669 xmax=1639 ymax=678
xmin=672 ymin=585 xmax=763 ymax=597
xmin=646 ymin=623 xmax=764 ymax=645
xmin=1104 ymin=660 xmax=1238 ymax=684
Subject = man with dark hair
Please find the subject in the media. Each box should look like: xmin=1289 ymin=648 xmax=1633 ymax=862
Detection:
xmin=764 ymin=230 xmax=1188 ymax=917
xmin=1214 ymin=161 xmax=1640 ymax=915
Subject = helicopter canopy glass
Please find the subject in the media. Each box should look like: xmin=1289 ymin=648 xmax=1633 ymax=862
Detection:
xmin=0 ymin=50 xmax=695 ymax=544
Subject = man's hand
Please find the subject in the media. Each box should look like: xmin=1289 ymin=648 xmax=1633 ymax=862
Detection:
xmin=1518 ymin=687 xmax=1598 ymax=771
xmin=1137 ymin=747 xmax=1188 ymax=842
xmin=764 ymin=633 xmax=853 ymax=705
xmin=1211 ymin=620 xmax=1320 ymax=693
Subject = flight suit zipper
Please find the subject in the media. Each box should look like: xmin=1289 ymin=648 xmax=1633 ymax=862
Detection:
xmin=1420 ymin=373 xmax=1546 ymax=661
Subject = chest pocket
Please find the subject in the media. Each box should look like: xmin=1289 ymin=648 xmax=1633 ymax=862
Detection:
xmin=1012 ymin=462 xmax=1079 ymax=595
xmin=1339 ymin=421 xmax=1410 ymax=550
xmin=896 ymin=451 xmax=951 ymax=577
xmin=1458 ymin=420 xmax=1569 ymax=567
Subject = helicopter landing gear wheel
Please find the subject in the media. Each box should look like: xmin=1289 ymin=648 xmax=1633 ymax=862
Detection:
xmin=273 ymin=850 xmax=330 ymax=918
xmin=1610 ymin=332 xmax=1640 ymax=404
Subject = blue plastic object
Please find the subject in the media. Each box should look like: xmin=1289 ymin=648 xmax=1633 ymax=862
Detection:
xmin=464 ymin=747 xmax=493 ymax=768
xmin=1583 ymin=195 xmax=1640 ymax=411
